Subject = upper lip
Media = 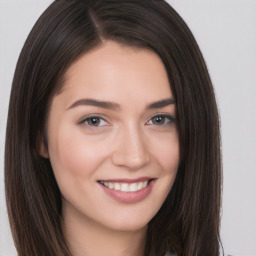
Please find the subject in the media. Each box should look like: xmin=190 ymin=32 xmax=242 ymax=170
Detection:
xmin=97 ymin=177 xmax=155 ymax=183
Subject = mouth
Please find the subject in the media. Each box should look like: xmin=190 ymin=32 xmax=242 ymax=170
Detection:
xmin=98 ymin=179 xmax=154 ymax=192
xmin=97 ymin=178 xmax=156 ymax=203
xmin=98 ymin=180 xmax=152 ymax=192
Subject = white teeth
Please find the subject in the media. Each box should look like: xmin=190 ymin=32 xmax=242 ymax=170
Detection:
xmin=100 ymin=180 xmax=149 ymax=192
xmin=138 ymin=182 xmax=143 ymax=190
xmin=108 ymin=182 xmax=114 ymax=189
xmin=114 ymin=183 xmax=121 ymax=190
xmin=121 ymin=183 xmax=129 ymax=192
xmin=142 ymin=181 xmax=148 ymax=188
xmin=129 ymin=183 xmax=138 ymax=192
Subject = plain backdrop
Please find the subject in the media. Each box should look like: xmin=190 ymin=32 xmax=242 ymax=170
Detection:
xmin=0 ymin=1 xmax=255 ymax=256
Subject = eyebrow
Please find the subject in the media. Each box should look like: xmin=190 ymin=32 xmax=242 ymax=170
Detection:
xmin=67 ymin=98 xmax=175 ymax=111
xmin=147 ymin=98 xmax=176 ymax=109
xmin=67 ymin=98 xmax=120 ymax=111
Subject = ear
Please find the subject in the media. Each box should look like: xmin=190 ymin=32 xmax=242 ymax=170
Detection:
xmin=37 ymin=132 xmax=49 ymax=158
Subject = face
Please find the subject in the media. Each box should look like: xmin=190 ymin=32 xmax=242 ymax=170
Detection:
xmin=41 ymin=41 xmax=179 ymax=232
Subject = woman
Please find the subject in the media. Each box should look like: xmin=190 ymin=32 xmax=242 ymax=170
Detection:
xmin=5 ymin=0 xmax=222 ymax=255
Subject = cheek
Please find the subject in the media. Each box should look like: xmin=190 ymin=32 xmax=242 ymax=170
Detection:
xmin=47 ymin=124 xmax=108 ymax=186
xmin=151 ymin=131 xmax=180 ymax=174
xmin=148 ymin=131 xmax=180 ymax=200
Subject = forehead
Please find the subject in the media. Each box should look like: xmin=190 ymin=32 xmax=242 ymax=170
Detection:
xmin=58 ymin=41 xmax=173 ymax=105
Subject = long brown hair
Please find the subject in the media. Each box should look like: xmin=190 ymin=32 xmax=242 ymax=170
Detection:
xmin=5 ymin=0 xmax=222 ymax=255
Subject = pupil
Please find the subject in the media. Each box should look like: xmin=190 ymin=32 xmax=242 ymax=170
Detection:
xmin=154 ymin=116 xmax=164 ymax=124
xmin=90 ymin=118 xmax=99 ymax=125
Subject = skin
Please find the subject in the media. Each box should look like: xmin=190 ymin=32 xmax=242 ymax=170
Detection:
xmin=40 ymin=41 xmax=180 ymax=256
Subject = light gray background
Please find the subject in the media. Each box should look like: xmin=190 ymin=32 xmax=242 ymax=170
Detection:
xmin=0 ymin=0 xmax=255 ymax=255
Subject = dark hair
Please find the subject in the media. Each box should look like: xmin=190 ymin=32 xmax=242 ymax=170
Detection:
xmin=5 ymin=0 xmax=222 ymax=255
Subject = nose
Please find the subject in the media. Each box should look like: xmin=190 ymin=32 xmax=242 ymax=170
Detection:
xmin=111 ymin=124 xmax=150 ymax=170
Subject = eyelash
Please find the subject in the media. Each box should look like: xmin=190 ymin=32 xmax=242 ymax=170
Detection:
xmin=146 ymin=114 xmax=176 ymax=126
xmin=78 ymin=114 xmax=176 ymax=129
xmin=78 ymin=115 xmax=108 ymax=128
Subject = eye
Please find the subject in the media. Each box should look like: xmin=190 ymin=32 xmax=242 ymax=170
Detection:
xmin=147 ymin=114 xmax=175 ymax=126
xmin=79 ymin=116 xmax=108 ymax=127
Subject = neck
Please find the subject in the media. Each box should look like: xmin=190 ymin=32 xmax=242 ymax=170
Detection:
xmin=62 ymin=204 xmax=147 ymax=256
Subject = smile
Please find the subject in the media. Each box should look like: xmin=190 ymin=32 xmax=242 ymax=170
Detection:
xmin=99 ymin=180 xmax=149 ymax=192
xmin=98 ymin=178 xmax=156 ymax=203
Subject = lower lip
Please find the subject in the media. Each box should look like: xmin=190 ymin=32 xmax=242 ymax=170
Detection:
xmin=99 ymin=180 xmax=156 ymax=204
